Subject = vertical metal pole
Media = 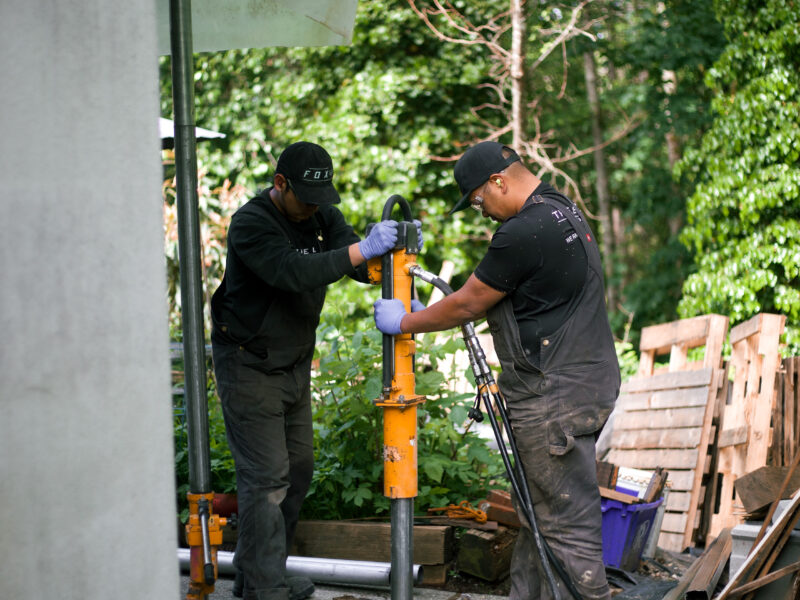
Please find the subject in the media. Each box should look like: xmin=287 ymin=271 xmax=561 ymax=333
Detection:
xmin=391 ymin=497 xmax=414 ymax=600
xmin=169 ymin=0 xmax=211 ymax=494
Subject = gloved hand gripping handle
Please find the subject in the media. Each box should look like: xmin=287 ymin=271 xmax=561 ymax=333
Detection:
xmin=372 ymin=195 xmax=420 ymax=394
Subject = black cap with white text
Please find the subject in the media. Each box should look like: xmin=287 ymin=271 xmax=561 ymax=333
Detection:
xmin=276 ymin=141 xmax=340 ymax=205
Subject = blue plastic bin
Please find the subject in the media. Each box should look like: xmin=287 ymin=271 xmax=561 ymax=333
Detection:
xmin=600 ymin=496 xmax=663 ymax=571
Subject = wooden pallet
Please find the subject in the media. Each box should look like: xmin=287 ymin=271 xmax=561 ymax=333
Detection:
xmin=608 ymin=314 xmax=729 ymax=552
xmin=608 ymin=367 xmax=725 ymax=551
xmin=708 ymin=313 xmax=786 ymax=539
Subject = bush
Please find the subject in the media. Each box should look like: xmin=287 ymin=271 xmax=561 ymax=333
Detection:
xmin=303 ymin=309 xmax=507 ymax=520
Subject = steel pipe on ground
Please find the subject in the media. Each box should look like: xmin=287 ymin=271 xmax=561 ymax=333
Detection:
xmin=177 ymin=549 xmax=423 ymax=588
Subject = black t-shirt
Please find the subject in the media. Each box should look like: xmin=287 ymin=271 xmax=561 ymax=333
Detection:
xmin=474 ymin=181 xmax=588 ymax=365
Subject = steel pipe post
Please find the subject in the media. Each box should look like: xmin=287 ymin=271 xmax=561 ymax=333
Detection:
xmin=391 ymin=497 xmax=415 ymax=600
xmin=169 ymin=0 xmax=211 ymax=495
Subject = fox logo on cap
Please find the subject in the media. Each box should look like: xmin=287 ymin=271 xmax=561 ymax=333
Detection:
xmin=302 ymin=168 xmax=333 ymax=182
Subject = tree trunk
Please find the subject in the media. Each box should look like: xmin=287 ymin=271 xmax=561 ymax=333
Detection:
xmin=662 ymin=68 xmax=684 ymax=236
xmin=510 ymin=0 xmax=526 ymax=152
xmin=583 ymin=50 xmax=616 ymax=312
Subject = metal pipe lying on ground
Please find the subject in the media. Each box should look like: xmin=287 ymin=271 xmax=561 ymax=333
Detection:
xmin=176 ymin=549 xmax=424 ymax=588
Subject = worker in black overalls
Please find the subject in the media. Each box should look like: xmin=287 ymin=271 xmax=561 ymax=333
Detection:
xmin=211 ymin=141 xmax=408 ymax=600
xmin=374 ymin=141 xmax=619 ymax=600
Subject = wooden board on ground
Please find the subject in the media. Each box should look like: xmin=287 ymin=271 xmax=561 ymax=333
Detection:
xmin=708 ymin=313 xmax=786 ymax=539
xmin=609 ymin=314 xmax=729 ymax=552
xmin=291 ymin=520 xmax=453 ymax=569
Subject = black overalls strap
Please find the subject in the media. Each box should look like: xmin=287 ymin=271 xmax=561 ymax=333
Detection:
xmin=486 ymin=193 xmax=619 ymax=455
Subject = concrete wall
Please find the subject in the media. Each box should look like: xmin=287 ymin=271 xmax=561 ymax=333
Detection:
xmin=0 ymin=2 xmax=178 ymax=598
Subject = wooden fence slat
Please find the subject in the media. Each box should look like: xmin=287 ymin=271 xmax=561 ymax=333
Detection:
xmin=614 ymin=406 xmax=707 ymax=430
xmin=609 ymin=427 xmax=703 ymax=450
xmin=622 ymin=369 xmax=713 ymax=394
xmin=606 ymin=448 xmax=699 ymax=470
xmin=617 ymin=387 xmax=712 ymax=411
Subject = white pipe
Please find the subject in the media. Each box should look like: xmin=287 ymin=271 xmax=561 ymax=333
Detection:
xmin=177 ymin=548 xmax=424 ymax=588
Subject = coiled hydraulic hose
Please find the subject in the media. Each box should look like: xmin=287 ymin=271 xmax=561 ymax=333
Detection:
xmin=408 ymin=265 xmax=584 ymax=600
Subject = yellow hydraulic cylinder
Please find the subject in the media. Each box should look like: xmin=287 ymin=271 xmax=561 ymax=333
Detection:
xmin=368 ymin=245 xmax=425 ymax=499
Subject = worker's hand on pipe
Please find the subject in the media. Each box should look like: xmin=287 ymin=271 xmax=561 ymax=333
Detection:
xmin=373 ymin=298 xmax=408 ymax=335
xmin=413 ymin=219 xmax=424 ymax=252
xmin=359 ymin=220 xmax=399 ymax=260
xmin=410 ymin=299 xmax=426 ymax=312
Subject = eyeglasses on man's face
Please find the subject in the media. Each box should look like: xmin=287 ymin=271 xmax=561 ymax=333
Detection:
xmin=470 ymin=181 xmax=490 ymax=211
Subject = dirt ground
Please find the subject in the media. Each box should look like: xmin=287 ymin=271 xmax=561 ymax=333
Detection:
xmin=424 ymin=546 xmax=701 ymax=599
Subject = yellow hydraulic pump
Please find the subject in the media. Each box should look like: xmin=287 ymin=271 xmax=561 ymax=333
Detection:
xmin=185 ymin=492 xmax=228 ymax=600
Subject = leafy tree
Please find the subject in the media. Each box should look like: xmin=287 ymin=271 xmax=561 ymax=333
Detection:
xmin=160 ymin=0 xmax=499 ymax=295
xmin=585 ymin=0 xmax=724 ymax=337
xmin=675 ymin=0 xmax=800 ymax=349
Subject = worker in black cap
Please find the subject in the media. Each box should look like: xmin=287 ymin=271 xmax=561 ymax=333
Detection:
xmin=211 ymin=141 xmax=414 ymax=600
xmin=374 ymin=141 xmax=619 ymax=600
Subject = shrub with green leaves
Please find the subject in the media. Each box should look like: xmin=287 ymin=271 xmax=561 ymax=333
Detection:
xmin=303 ymin=305 xmax=507 ymax=520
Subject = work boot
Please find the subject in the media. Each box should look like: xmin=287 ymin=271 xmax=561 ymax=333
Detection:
xmin=232 ymin=570 xmax=245 ymax=598
xmin=287 ymin=576 xmax=315 ymax=600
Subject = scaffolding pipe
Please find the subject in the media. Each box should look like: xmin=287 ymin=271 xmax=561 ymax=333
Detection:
xmin=169 ymin=0 xmax=211 ymax=494
xmin=177 ymin=549 xmax=424 ymax=587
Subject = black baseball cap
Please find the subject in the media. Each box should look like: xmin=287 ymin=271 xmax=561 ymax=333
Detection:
xmin=450 ymin=141 xmax=521 ymax=214
xmin=276 ymin=141 xmax=340 ymax=205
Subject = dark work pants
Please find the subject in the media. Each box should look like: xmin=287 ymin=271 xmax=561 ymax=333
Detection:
xmin=508 ymin=406 xmax=610 ymax=600
xmin=212 ymin=344 xmax=314 ymax=600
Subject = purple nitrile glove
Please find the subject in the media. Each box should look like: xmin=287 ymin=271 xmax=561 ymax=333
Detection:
xmin=413 ymin=219 xmax=424 ymax=252
xmin=359 ymin=220 xmax=399 ymax=260
xmin=410 ymin=299 xmax=426 ymax=312
xmin=374 ymin=298 xmax=408 ymax=335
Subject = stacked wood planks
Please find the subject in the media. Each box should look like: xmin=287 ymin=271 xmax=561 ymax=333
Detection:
xmin=607 ymin=314 xmax=729 ymax=552
xmin=607 ymin=312 xmax=792 ymax=552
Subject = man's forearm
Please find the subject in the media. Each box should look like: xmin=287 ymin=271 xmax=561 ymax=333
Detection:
xmin=400 ymin=293 xmax=482 ymax=334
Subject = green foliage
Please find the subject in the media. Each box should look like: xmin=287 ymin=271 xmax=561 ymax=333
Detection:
xmin=676 ymin=0 xmax=800 ymax=350
xmin=599 ymin=0 xmax=725 ymax=337
xmin=304 ymin=304 xmax=506 ymax=519
xmin=615 ymin=340 xmax=640 ymax=382
xmin=160 ymin=0 xmax=497 ymax=289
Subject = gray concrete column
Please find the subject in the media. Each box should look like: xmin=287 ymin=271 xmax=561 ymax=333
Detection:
xmin=0 ymin=2 xmax=178 ymax=599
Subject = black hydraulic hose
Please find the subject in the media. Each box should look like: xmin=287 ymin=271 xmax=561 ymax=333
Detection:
xmin=408 ymin=265 xmax=584 ymax=600
xmin=381 ymin=248 xmax=394 ymax=393
xmin=378 ymin=195 xmax=418 ymax=394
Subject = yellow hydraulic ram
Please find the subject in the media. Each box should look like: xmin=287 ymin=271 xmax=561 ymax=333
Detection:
xmin=185 ymin=492 xmax=228 ymax=600
xmin=367 ymin=195 xmax=424 ymax=600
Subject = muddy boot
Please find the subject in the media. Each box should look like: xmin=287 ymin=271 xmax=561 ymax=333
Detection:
xmin=287 ymin=576 xmax=315 ymax=600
